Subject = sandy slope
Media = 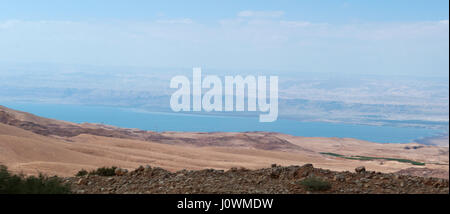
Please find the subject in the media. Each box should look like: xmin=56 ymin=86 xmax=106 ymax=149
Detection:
xmin=0 ymin=122 xmax=448 ymax=177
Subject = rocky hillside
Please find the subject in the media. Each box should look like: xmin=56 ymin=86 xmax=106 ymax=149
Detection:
xmin=66 ymin=164 xmax=449 ymax=194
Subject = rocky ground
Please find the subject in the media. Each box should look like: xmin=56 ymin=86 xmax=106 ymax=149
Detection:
xmin=66 ymin=164 xmax=449 ymax=194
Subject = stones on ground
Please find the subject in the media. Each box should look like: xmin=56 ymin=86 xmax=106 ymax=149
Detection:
xmin=307 ymin=173 xmax=316 ymax=178
xmin=355 ymin=166 xmax=366 ymax=174
xmin=77 ymin=178 xmax=88 ymax=185
xmin=303 ymin=163 xmax=313 ymax=168
xmin=135 ymin=165 xmax=144 ymax=172
xmin=360 ymin=178 xmax=370 ymax=183
xmin=67 ymin=164 xmax=449 ymax=194
xmin=270 ymin=167 xmax=281 ymax=179
xmin=334 ymin=174 xmax=345 ymax=182
xmin=294 ymin=163 xmax=314 ymax=179
xmin=115 ymin=168 xmax=128 ymax=176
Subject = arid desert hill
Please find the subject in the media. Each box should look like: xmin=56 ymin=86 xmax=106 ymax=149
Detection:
xmin=0 ymin=105 xmax=448 ymax=178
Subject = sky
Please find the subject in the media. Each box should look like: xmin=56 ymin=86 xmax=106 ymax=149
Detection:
xmin=0 ymin=0 xmax=448 ymax=76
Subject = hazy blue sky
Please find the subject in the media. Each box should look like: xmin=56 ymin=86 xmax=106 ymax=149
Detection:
xmin=0 ymin=0 xmax=448 ymax=76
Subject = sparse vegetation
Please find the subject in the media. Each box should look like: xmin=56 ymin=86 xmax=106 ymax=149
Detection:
xmin=76 ymin=169 xmax=88 ymax=177
xmin=320 ymin=152 xmax=426 ymax=166
xmin=88 ymin=166 xmax=117 ymax=176
xmin=0 ymin=165 xmax=71 ymax=194
xmin=299 ymin=177 xmax=332 ymax=191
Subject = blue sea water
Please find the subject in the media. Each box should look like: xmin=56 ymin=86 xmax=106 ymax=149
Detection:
xmin=1 ymin=102 xmax=443 ymax=143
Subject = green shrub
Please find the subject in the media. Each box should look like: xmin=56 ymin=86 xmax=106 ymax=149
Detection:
xmin=89 ymin=166 xmax=117 ymax=176
xmin=76 ymin=169 xmax=88 ymax=177
xmin=299 ymin=177 xmax=332 ymax=191
xmin=0 ymin=165 xmax=71 ymax=194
